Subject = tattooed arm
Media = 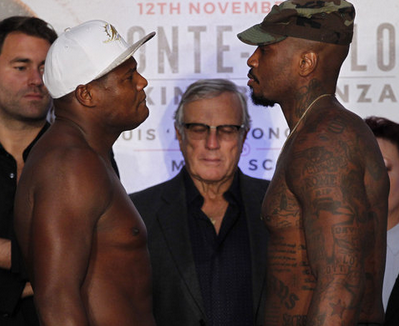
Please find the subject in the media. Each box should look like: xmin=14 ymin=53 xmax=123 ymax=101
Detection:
xmin=288 ymin=127 xmax=371 ymax=325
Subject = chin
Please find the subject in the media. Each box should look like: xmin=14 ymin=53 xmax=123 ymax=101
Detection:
xmin=192 ymin=169 xmax=225 ymax=183
xmin=250 ymin=91 xmax=276 ymax=108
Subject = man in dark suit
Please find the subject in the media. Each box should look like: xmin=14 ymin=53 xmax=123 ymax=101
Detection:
xmin=0 ymin=16 xmax=57 ymax=326
xmin=131 ymin=79 xmax=269 ymax=326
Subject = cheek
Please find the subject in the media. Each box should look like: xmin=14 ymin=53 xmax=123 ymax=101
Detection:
xmin=225 ymin=143 xmax=243 ymax=164
xmin=180 ymin=140 xmax=200 ymax=161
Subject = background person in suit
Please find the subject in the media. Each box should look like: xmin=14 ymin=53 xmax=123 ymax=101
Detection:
xmin=365 ymin=116 xmax=399 ymax=326
xmin=0 ymin=16 xmax=57 ymax=325
xmin=130 ymin=78 xmax=269 ymax=326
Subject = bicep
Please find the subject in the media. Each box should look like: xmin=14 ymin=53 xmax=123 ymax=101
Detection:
xmin=288 ymin=142 xmax=367 ymax=276
xmin=29 ymin=158 xmax=111 ymax=292
xmin=31 ymin=193 xmax=94 ymax=290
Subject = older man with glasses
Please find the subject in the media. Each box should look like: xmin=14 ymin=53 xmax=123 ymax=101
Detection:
xmin=130 ymin=78 xmax=270 ymax=326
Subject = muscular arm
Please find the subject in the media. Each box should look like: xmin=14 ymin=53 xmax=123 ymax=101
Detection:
xmin=288 ymin=118 xmax=384 ymax=325
xmin=15 ymin=150 xmax=112 ymax=326
xmin=300 ymin=158 xmax=365 ymax=325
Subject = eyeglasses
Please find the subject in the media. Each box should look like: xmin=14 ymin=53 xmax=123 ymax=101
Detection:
xmin=181 ymin=123 xmax=245 ymax=141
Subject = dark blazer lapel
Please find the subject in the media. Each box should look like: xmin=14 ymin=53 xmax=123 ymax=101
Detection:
xmin=156 ymin=172 xmax=206 ymax=318
xmin=240 ymin=172 xmax=269 ymax=320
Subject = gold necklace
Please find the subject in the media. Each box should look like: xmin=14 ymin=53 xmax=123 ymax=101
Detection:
xmin=279 ymin=93 xmax=334 ymax=157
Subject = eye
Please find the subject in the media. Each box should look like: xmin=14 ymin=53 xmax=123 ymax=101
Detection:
xmin=218 ymin=125 xmax=238 ymax=134
xmin=14 ymin=65 xmax=27 ymax=71
xmin=125 ymin=68 xmax=137 ymax=82
xmin=189 ymin=123 xmax=208 ymax=133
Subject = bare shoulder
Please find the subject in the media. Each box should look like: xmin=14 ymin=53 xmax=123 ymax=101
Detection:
xmin=284 ymin=102 xmax=388 ymax=209
xmin=291 ymin=104 xmax=385 ymax=175
xmin=19 ymin=129 xmax=115 ymax=216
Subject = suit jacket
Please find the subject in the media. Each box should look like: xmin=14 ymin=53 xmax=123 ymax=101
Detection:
xmin=384 ymin=275 xmax=399 ymax=326
xmin=130 ymin=169 xmax=269 ymax=326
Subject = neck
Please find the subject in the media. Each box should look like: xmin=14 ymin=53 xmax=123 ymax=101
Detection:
xmin=54 ymin=116 xmax=115 ymax=160
xmin=194 ymin=178 xmax=232 ymax=235
xmin=192 ymin=176 xmax=234 ymax=200
xmin=277 ymin=94 xmax=334 ymax=161
xmin=289 ymin=93 xmax=334 ymax=137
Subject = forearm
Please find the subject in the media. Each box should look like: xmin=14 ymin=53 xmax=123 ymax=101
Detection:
xmin=35 ymin=289 xmax=90 ymax=326
xmin=0 ymin=238 xmax=11 ymax=269
xmin=306 ymin=273 xmax=365 ymax=325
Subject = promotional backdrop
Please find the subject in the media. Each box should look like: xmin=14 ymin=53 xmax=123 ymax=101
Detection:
xmin=4 ymin=0 xmax=398 ymax=193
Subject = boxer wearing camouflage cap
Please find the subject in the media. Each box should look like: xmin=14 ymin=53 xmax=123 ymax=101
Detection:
xmin=238 ymin=1 xmax=389 ymax=326
xmin=238 ymin=0 xmax=355 ymax=46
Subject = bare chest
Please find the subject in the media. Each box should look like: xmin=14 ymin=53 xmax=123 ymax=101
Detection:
xmin=262 ymin=162 xmax=301 ymax=233
xmin=95 ymin=183 xmax=148 ymax=251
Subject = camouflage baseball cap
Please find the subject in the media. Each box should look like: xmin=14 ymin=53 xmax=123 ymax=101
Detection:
xmin=237 ymin=0 xmax=355 ymax=46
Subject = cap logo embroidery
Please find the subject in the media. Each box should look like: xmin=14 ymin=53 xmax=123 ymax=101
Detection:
xmin=103 ymin=23 xmax=121 ymax=43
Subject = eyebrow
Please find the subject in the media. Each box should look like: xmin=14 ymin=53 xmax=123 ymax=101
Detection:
xmin=123 ymin=67 xmax=136 ymax=77
xmin=10 ymin=57 xmax=45 ymax=65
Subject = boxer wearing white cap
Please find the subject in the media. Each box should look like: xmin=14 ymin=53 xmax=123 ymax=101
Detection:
xmin=14 ymin=20 xmax=156 ymax=326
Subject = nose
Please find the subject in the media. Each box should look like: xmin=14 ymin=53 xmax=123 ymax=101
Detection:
xmin=137 ymin=73 xmax=148 ymax=90
xmin=205 ymin=128 xmax=220 ymax=150
xmin=247 ymin=48 xmax=259 ymax=67
xmin=28 ymin=68 xmax=44 ymax=87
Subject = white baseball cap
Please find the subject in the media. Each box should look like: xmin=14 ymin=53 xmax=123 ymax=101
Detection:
xmin=43 ymin=20 xmax=155 ymax=99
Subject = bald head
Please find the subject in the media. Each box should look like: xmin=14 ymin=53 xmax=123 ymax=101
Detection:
xmin=283 ymin=37 xmax=349 ymax=90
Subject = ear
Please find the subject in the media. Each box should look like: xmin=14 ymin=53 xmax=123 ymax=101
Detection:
xmin=298 ymin=51 xmax=318 ymax=77
xmin=74 ymin=84 xmax=96 ymax=108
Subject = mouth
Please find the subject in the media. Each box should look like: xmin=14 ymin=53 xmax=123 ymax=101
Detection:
xmin=139 ymin=92 xmax=147 ymax=104
xmin=247 ymin=70 xmax=258 ymax=86
xmin=202 ymin=157 xmax=221 ymax=164
xmin=137 ymin=94 xmax=147 ymax=106
xmin=24 ymin=93 xmax=44 ymax=100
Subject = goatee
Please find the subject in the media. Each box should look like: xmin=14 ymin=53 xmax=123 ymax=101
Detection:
xmin=250 ymin=89 xmax=275 ymax=108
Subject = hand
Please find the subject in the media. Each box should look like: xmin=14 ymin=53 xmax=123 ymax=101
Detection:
xmin=0 ymin=238 xmax=11 ymax=270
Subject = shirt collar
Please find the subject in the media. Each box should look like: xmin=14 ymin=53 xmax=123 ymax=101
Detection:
xmin=0 ymin=122 xmax=50 ymax=160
